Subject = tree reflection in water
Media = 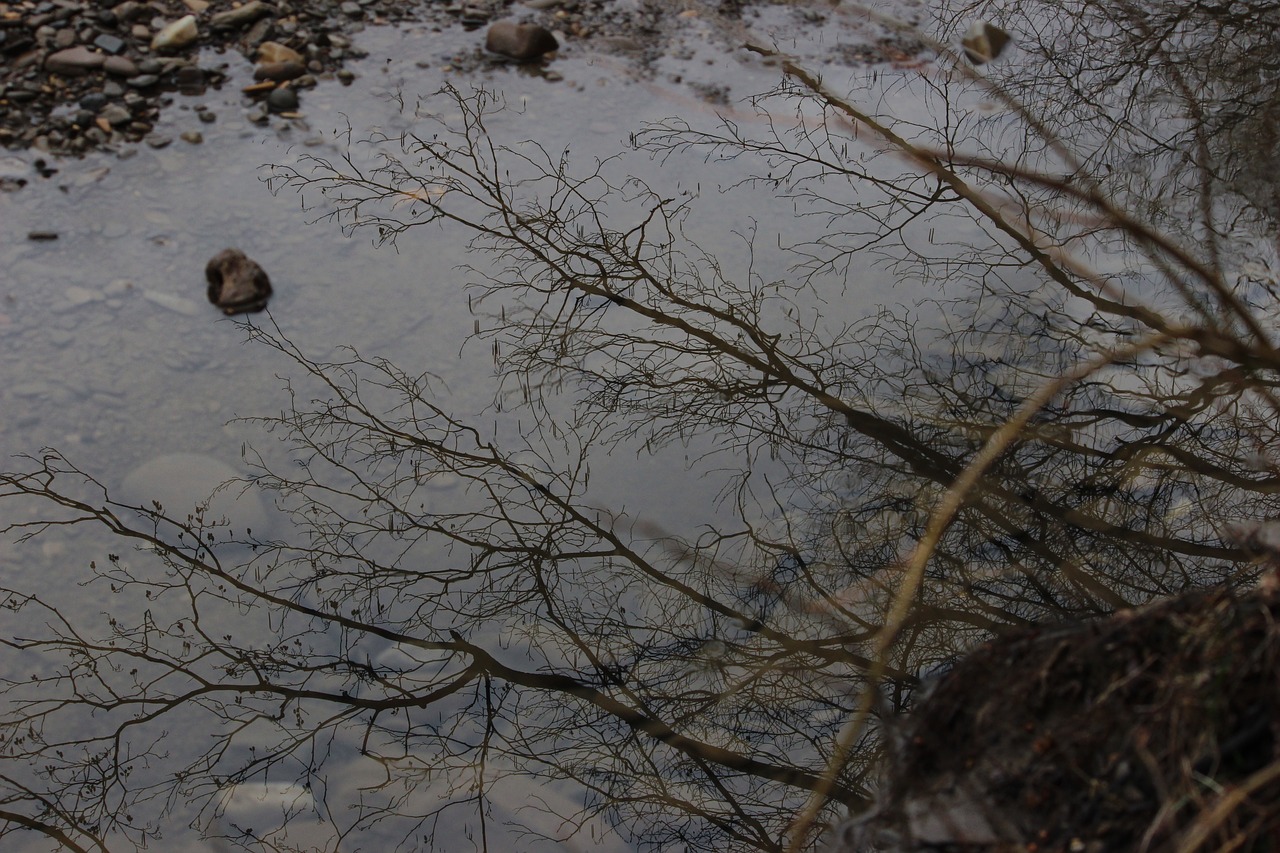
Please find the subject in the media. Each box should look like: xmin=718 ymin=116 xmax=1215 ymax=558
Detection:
xmin=4 ymin=1 xmax=1280 ymax=850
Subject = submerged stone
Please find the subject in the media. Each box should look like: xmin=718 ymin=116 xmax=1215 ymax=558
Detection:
xmin=484 ymin=21 xmax=558 ymax=62
xmin=120 ymin=452 xmax=270 ymax=536
xmin=961 ymin=20 xmax=1011 ymax=64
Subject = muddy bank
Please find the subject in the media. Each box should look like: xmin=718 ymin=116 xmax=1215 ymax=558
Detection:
xmin=835 ymin=577 xmax=1280 ymax=852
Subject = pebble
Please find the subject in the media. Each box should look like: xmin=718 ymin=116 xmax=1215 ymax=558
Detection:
xmin=258 ymin=41 xmax=304 ymax=64
xmin=180 ymin=130 xmax=203 ymax=144
xmin=254 ymin=61 xmax=306 ymax=82
xmin=27 ymin=231 xmax=59 ymax=241
xmin=100 ymin=104 xmax=132 ymax=126
xmin=152 ymin=15 xmax=200 ymax=52
xmin=209 ymin=1 xmax=273 ymax=30
xmin=94 ymin=33 xmax=126 ymax=54
xmin=266 ymin=87 xmax=300 ymax=112
xmin=103 ymin=55 xmax=140 ymax=77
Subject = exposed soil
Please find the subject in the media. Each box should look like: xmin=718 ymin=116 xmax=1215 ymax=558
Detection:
xmin=836 ymin=576 xmax=1280 ymax=852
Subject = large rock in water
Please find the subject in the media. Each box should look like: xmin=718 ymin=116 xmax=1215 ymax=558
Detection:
xmin=206 ymin=248 xmax=273 ymax=315
xmin=120 ymin=453 xmax=271 ymax=538
xmin=484 ymin=21 xmax=558 ymax=62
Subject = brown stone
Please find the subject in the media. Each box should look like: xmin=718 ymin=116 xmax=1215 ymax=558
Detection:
xmin=210 ymin=1 xmax=274 ymax=30
xmin=45 ymin=46 xmax=105 ymax=77
xmin=253 ymin=60 xmax=305 ymax=82
xmin=257 ymin=41 xmax=303 ymax=64
xmin=961 ymin=20 xmax=1012 ymax=64
xmin=206 ymin=248 xmax=273 ymax=315
xmin=102 ymin=55 xmax=140 ymax=78
xmin=484 ymin=21 xmax=558 ymax=62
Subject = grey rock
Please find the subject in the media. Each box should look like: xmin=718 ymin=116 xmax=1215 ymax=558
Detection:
xmin=205 ymin=248 xmax=273 ymax=315
xmin=243 ymin=17 xmax=273 ymax=45
xmin=265 ymin=86 xmax=299 ymax=112
xmin=45 ymin=45 xmax=106 ymax=76
xmin=93 ymin=33 xmax=126 ymax=54
xmin=79 ymin=91 xmax=108 ymax=111
xmin=484 ymin=21 xmax=558 ymax=62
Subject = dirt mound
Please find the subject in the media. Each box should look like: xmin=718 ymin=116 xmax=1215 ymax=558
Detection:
xmin=837 ymin=580 xmax=1280 ymax=852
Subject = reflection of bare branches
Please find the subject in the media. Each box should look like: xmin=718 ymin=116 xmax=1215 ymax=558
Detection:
xmin=6 ymin=1 xmax=1280 ymax=847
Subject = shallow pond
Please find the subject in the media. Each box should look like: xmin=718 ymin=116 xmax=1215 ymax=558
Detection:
xmin=2 ymin=10 xmax=927 ymax=534
xmin=8 ymin=2 xmax=1273 ymax=849
xmin=2 ymin=12 xmax=938 ymax=851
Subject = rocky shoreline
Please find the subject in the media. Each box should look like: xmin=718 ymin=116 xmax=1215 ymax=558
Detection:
xmin=0 ymin=0 xmax=649 ymax=159
xmin=2 ymin=0 xmax=932 ymax=168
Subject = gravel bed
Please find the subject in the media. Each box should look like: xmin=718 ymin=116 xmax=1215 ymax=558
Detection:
xmin=0 ymin=0 xmax=673 ymax=159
